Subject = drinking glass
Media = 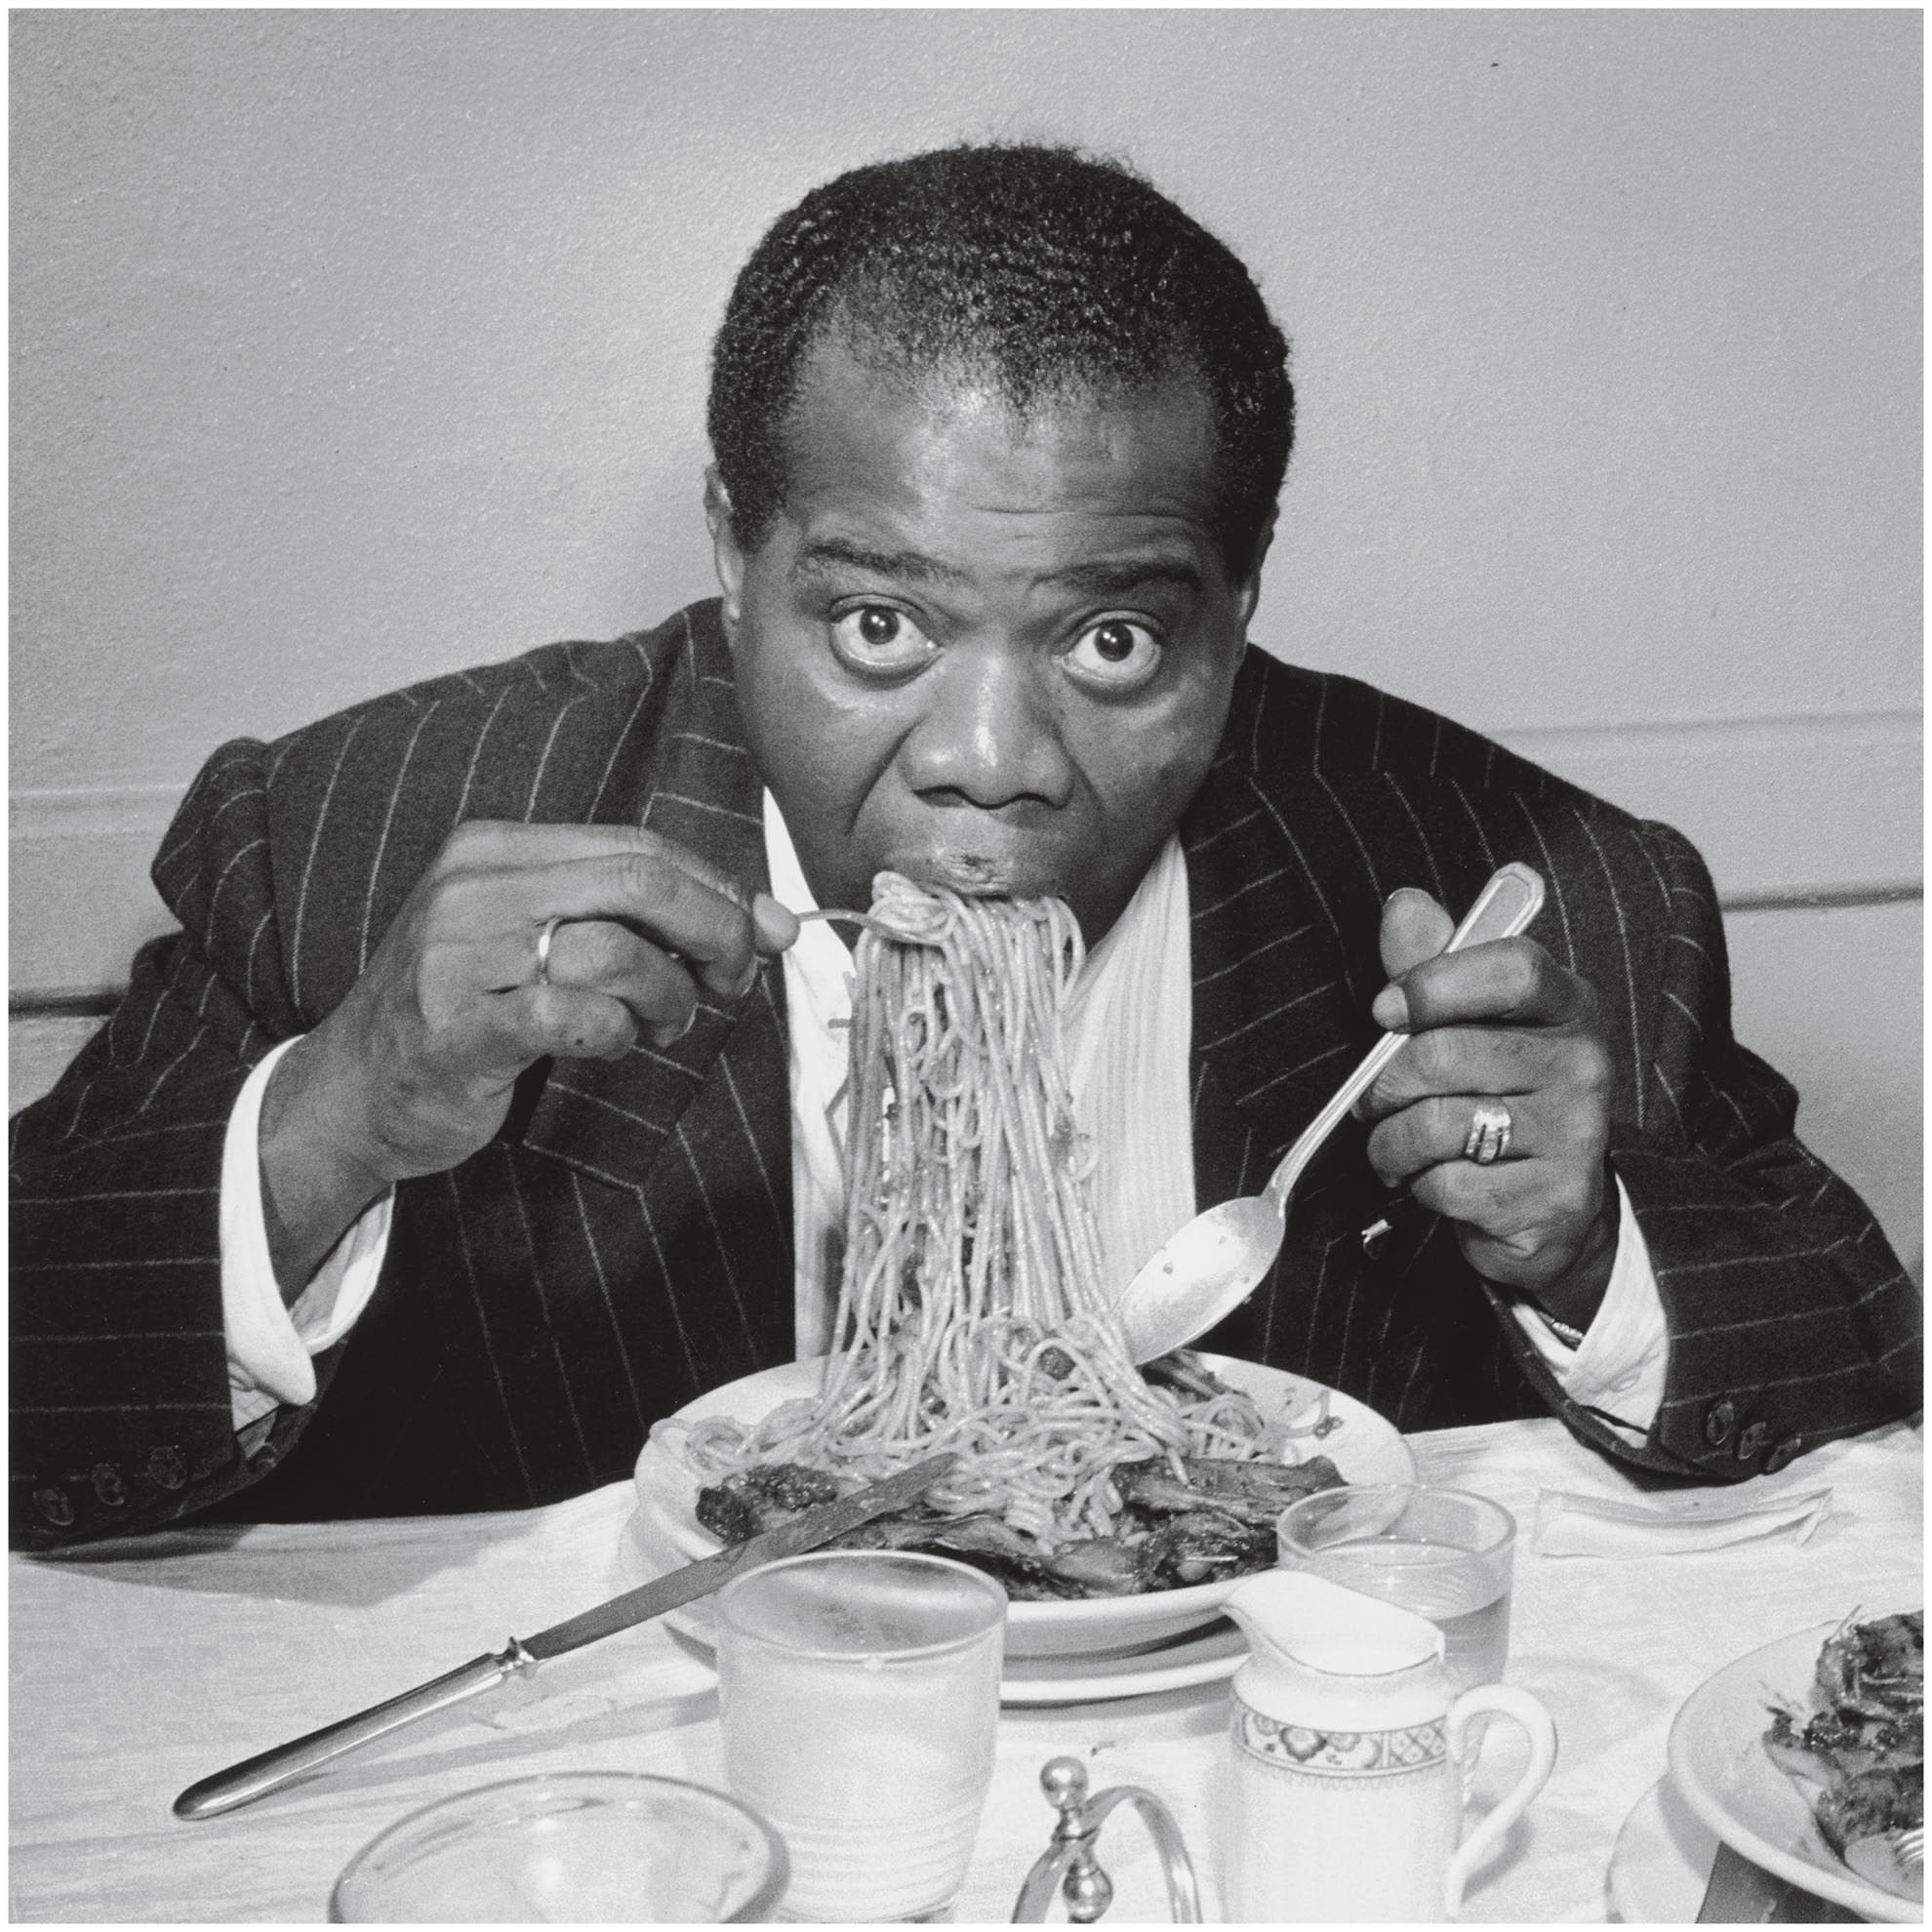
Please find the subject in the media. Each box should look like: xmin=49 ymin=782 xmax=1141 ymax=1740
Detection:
xmin=330 ymin=1771 xmax=789 ymax=1922
xmin=1275 ymin=1484 xmax=1516 ymax=1694
xmin=715 ymin=1549 xmax=1007 ymax=1922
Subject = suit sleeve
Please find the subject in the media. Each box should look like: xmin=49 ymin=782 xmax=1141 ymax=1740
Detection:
xmin=9 ymin=739 xmax=324 ymax=1546
xmin=1497 ymin=819 xmax=1920 ymax=1480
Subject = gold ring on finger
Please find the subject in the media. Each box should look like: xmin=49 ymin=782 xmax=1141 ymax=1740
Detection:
xmin=1463 ymin=1102 xmax=1512 ymax=1166
xmin=535 ymin=916 xmax=563 ymax=988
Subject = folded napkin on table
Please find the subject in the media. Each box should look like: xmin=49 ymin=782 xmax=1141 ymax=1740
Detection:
xmin=1530 ymin=1484 xmax=1831 ymax=1557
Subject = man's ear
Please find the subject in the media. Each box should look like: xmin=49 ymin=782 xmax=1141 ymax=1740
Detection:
xmin=704 ymin=467 xmax=745 ymax=633
xmin=1233 ymin=506 xmax=1278 ymax=630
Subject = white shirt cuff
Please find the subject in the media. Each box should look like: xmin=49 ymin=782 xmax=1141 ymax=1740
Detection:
xmin=1509 ymin=1175 xmax=1669 ymax=1437
xmin=221 ymin=1038 xmax=394 ymax=1432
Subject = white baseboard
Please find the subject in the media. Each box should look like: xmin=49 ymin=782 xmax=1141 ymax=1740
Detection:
xmin=11 ymin=785 xmax=182 ymax=998
xmin=1495 ymin=710 xmax=1919 ymax=905
xmin=11 ymin=783 xmax=185 ymax=844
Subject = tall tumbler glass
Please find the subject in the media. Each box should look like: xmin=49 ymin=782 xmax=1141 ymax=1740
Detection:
xmin=715 ymin=1549 xmax=1006 ymax=1922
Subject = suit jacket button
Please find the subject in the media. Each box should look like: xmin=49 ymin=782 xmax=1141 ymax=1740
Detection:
xmin=1763 ymin=1434 xmax=1803 ymax=1474
xmin=1736 ymin=1420 xmax=1769 ymax=1462
xmin=33 ymin=1486 xmax=75 ymax=1528
xmin=146 ymin=1445 xmax=187 ymax=1491
xmin=1702 ymin=1398 xmax=1736 ymax=1448
xmin=91 ymin=1463 xmax=126 ymax=1507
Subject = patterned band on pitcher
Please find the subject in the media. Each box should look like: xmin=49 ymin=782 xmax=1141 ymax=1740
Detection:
xmin=1231 ymin=1707 xmax=1448 ymax=1777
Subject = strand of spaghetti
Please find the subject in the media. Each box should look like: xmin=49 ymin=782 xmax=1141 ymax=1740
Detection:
xmin=977 ymin=923 xmax=1073 ymax=1327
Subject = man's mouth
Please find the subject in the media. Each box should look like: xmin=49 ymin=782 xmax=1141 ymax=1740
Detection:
xmin=879 ymin=836 xmax=1061 ymax=904
xmin=931 ymin=851 xmax=1014 ymax=896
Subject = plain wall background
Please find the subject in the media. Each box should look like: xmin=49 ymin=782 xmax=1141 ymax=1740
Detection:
xmin=11 ymin=10 xmax=1921 ymax=1268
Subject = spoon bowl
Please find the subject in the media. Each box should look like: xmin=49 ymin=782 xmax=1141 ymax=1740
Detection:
xmin=1116 ymin=1196 xmax=1286 ymax=1365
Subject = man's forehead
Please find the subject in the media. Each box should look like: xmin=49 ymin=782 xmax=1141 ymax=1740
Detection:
xmin=773 ymin=341 xmax=1225 ymax=565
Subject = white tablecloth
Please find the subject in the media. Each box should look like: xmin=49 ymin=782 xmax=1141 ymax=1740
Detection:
xmin=10 ymin=1416 xmax=1920 ymax=1922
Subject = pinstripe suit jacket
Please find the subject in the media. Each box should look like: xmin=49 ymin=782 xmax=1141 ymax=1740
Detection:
xmin=12 ymin=601 xmax=1918 ymax=1546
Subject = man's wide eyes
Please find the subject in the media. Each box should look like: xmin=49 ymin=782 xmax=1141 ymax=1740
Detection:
xmin=825 ymin=605 xmax=1163 ymax=690
xmin=827 ymin=604 xmax=937 ymax=675
xmin=1063 ymin=619 xmax=1162 ymax=692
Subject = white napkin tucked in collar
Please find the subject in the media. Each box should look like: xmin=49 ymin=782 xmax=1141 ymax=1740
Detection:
xmin=1530 ymin=1484 xmax=1832 ymax=1558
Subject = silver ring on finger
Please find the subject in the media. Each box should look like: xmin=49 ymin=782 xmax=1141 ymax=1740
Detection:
xmin=1463 ymin=1102 xmax=1512 ymax=1166
xmin=535 ymin=916 xmax=563 ymax=988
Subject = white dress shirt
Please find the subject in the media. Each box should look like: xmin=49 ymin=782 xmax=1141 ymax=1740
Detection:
xmin=220 ymin=800 xmax=1670 ymax=1438
xmin=221 ymin=1035 xmax=391 ymax=1432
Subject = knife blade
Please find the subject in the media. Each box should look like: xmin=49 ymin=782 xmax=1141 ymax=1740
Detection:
xmin=173 ymin=1451 xmax=958 ymax=1821
xmin=1695 ymin=1839 xmax=1861 ymax=1922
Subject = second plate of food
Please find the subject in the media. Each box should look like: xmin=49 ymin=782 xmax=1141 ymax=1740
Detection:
xmin=632 ymin=1352 xmax=1414 ymax=1660
xmin=1667 ymin=1609 xmax=1923 ymax=1923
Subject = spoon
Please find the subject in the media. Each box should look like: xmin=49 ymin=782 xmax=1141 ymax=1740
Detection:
xmin=1112 ymin=862 xmax=1547 ymax=1365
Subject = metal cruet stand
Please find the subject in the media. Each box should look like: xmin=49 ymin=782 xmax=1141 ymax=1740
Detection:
xmin=1010 ymin=1756 xmax=1203 ymax=1922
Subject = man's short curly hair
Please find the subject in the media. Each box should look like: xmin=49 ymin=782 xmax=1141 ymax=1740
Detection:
xmin=707 ymin=143 xmax=1294 ymax=575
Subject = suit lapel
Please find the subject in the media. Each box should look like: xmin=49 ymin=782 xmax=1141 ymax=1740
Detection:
xmin=519 ymin=607 xmax=788 ymax=1195
xmin=1182 ymin=653 xmax=1382 ymax=1197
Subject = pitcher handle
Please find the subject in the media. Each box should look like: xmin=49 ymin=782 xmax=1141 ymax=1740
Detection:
xmin=1441 ymin=1684 xmax=1557 ymax=1918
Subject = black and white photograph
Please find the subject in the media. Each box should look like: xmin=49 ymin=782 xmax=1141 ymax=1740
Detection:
xmin=10 ymin=10 xmax=1921 ymax=1922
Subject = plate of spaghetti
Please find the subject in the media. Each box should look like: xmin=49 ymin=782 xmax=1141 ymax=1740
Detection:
xmin=637 ymin=1349 xmax=1413 ymax=1658
xmin=636 ymin=874 xmax=1414 ymax=1661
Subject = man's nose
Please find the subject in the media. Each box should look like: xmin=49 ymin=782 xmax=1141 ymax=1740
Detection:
xmin=901 ymin=645 xmax=1076 ymax=809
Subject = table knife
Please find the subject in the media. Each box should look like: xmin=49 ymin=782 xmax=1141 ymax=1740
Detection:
xmin=1695 ymin=1839 xmax=1860 ymax=1922
xmin=173 ymin=1452 xmax=957 ymax=1821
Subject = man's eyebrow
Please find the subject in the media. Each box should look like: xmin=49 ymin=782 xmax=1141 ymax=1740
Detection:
xmin=1039 ymin=557 xmax=1206 ymax=599
xmin=791 ymin=541 xmax=1204 ymax=600
xmin=792 ymin=538 xmax=970 ymax=586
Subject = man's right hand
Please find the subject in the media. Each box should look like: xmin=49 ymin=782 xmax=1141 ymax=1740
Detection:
xmin=256 ymin=822 xmax=800 ymax=1296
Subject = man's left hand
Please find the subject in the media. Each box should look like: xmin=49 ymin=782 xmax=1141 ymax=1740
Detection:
xmin=1357 ymin=886 xmax=1620 ymax=1330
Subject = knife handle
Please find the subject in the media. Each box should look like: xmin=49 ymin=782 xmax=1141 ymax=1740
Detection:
xmin=173 ymin=1640 xmax=534 ymax=1820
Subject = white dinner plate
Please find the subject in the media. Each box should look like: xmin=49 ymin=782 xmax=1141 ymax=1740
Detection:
xmin=632 ymin=1352 xmax=1415 ymax=1660
xmin=1666 ymin=1611 xmax=1923 ymax=1923
xmin=998 ymin=1618 xmax=1248 ymax=1704
xmin=620 ymin=1506 xmax=1248 ymax=1706
xmin=1607 ymin=1777 xmax=1717 ymax=1924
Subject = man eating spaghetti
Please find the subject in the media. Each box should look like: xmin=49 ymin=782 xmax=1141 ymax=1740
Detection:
xmin=13 ymin=143 xmax=1917 ymax=1547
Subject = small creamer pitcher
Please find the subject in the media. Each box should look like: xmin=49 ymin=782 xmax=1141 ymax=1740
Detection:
xmin=1220 ymin=1570 xmax=1556 ymax=1922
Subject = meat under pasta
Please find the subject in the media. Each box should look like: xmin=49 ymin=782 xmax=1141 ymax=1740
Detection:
xmin=668 ymin=873 xmax=1290 ymax=1548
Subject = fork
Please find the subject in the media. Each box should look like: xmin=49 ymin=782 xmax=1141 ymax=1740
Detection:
xmin=1893 ymin=1825 xmax=1923 ymax=1870
xmin=793 ymin=906 xmax=890 ymax=936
